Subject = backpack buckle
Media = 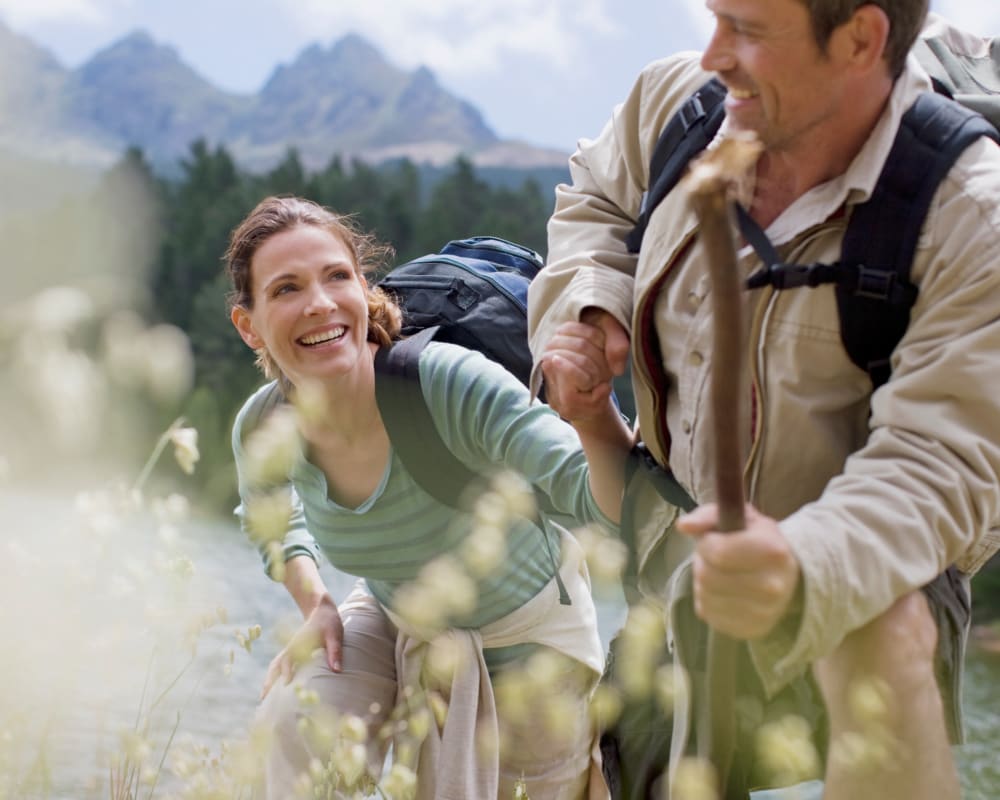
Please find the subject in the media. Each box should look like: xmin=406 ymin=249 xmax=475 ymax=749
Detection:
xmin=854 ymin=265 xmax=896 ymax=300
xmin=679 ymin=94 xmax=707 ymax=131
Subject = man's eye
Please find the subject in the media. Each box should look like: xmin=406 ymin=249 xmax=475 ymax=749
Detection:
xmin=274 ymin=284 xmax=296 ymax=296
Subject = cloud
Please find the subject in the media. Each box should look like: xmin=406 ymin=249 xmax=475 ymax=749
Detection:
xmin=931 ymin=0 xmax=1000 ymax=31
xmin=0 ymin=0 xmax=107 ymax=26
xmin=282 ymin=0 xmax=623 ymax=77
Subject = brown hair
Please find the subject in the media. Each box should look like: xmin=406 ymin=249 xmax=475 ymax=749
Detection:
xmin=224 ymin=195 xmax=402 ymax=383
xmin=800 ymin=0 xmax=927 ymax=78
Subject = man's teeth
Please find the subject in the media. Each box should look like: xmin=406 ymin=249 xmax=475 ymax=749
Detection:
xmin=300 ymin=327 xmax=345 ymax=345
xmin=730 ymin=88 xmax=758 ymax=100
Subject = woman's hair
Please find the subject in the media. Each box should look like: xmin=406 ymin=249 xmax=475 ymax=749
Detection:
xmin=800 ymin=0 xmax=928 ymax=79
xmin=224 ymin=195 xmax=403 ymax=383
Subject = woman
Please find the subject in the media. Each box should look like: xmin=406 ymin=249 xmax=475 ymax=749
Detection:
xmin=225 ymin=196 xmax=631 ymax=799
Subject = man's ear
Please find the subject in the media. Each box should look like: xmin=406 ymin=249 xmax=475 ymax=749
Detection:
xmin=835 ymin=3 xmax=891 ymax=74
xmin=231 ymin=306 xmax=263 ymax=350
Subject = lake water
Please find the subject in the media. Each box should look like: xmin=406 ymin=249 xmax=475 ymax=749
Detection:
xmin=1 ymin=504 xmax=997 ymax=799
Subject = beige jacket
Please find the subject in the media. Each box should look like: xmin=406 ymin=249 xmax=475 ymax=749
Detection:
xmin=527 ymin=51 xmax=1000 ymax=693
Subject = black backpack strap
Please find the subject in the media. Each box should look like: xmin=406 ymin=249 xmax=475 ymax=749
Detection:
xmin=620 ymin=443 xmax=696 ymax=604
xmin=837 ymin=92 xmax=998 ymax=388
xmin=625 ymin=77 xmax=727 ymax=254
xmin=374 ymin=329 xmax=571 ymax=604
xmin=374 ymin=326 xmax=477 ymax=507
xmin=742 ymin=93 xmax=996 ymax=388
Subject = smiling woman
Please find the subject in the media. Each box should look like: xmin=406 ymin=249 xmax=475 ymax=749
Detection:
xmin=222 ymin=195 xmax=633 ymax=799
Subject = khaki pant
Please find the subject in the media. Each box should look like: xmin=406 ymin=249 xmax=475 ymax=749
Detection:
xmin=255 ymin=582 xmax=597 ymax=800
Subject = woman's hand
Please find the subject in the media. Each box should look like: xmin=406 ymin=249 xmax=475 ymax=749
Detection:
xmin=541 ymin=310 xmax=628 ymax=425
xmin=261 ymin=595 xmax=344 ymax=699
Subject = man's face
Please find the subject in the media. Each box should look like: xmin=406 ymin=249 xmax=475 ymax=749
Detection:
xmin=701 ymin=0 xmax=851 ymax=153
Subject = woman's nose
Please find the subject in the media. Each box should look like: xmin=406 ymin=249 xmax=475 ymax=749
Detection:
xmin=304 ymin=283 xmax=336 ymax=314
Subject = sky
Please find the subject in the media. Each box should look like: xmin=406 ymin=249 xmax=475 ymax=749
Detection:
xmin=0 ymin=0 xmax=996 ymax=152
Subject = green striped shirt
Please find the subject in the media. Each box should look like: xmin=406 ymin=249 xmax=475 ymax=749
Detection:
xmin=233 ymin=342 xmax=614 ymax=628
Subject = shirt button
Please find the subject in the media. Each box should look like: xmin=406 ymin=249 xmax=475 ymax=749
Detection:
xmin=682 ymin=420 xmax=692 ymax=434
xmin=687 ymin=291 xmax=702 ymax=309
xmin=689 ymin=351 xmax=704 ymax=366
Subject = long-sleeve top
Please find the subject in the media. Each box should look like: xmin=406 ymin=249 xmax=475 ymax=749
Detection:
xmin=232 ymin=340 xmax=616 ymax=630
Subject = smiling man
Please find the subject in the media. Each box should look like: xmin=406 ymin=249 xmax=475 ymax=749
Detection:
xmin=527 ymin=1 xmax=1000 ymax=799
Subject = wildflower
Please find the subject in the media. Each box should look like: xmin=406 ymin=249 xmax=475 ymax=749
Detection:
xmin=461 ymin=522 xmax=507 ymax=577
xmin=169 ymin=426 xmax=200 ymax=474
xmin=513 ymin=777 xmax=531 ymax=799
xmin=616 ymin=602 xmax=666 ymax=699
xmin=755 ymin=714 xmax=821 ymax=787
xmin=490 ymin=471 xmax=536 ymax=520
xmin=244 ymin=487 xmax=294 ymax=545
xmin=654 ymin=664 xmax=676 ymax=714
xmin=141 ymin=323 xmax=194 ymax=404
xmin=165 ymin=555 xmax=195 ymax=582
xmin=425 ymin=635 xmax=464 ymax=687
xmin=408 ymin=707 xmax=432 ymax=743
xmin=243 ymin=403 xmax=300 ymax=488
xmin=291 ymin=378 xmax=327 ymax=429
xmin=332 ymin=741 xmax=368 ymax=789
xmin=427 ymin=692 xmax=449 ymax=729
xmin=380 ymin=763 xmax=418 ymax=800
xmin=589 ymin=684 xmax=624 ymax=729
xmin=393 ymin=582 xmax=446 ymax=632
xmin=152 ymin=493 xmax=191 ymax=524
xmin=339 ymin=714 xmax=368 ymax=744
xmin=541 ymin=691 xmax=578 ymax=742
xmin=672 ymin=757 xmax=718 ymax=800
xmin=848 ymin=676 xmax=892 ymax=725
xmin=28 ymin=286 xmax=94 ymax=332
xmin=422 ymin=556 xmax=477 ymax=617
xmin=577 ymin=526 xmax=627 ymax=586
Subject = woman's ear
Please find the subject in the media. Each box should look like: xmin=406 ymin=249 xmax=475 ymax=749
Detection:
xmin=231 ymin=306 xmax=263 ymax=350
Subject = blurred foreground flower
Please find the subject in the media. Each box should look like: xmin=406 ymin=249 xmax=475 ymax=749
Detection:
xmin=102 ymin=311 xmax=195 ymax=404
xmin=132 ymin=418 xmax=200 ymax=495
xmin=169 ymin=426 xmax=200 ymax=475
xmin=380 ymin=762 xmax=417 ymax=800
xmin=673 ymin=756 xmax=718 ymax=800
xmin=243 ymin=403 xmax=300 ymax=488
xmin=755 ymin=714 xmax=821 ymax=788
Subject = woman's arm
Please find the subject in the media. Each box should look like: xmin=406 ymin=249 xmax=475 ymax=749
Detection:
xmin=261 ymin=554 xmax=344 ymax=698
xmin=539 ymin=314 xmax=634 ymax=523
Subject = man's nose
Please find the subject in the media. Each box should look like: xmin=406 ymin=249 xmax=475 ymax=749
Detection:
xmin=700 ymin=26 xmax=735 ymax=73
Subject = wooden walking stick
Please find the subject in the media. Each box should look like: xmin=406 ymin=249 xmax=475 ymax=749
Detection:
xmin=684 ymin=134 xmax=762 ymax=800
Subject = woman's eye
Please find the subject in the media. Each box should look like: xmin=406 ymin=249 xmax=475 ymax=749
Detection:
xmin=329 ymin=270 xmax=351 ymax=281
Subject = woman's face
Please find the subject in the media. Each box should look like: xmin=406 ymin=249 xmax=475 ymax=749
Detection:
xmin=231 ymin=223 xmax=371 ymax=388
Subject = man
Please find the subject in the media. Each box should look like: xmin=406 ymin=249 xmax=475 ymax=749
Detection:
xmin=528 ymin=1 xmax=1000 ymax=798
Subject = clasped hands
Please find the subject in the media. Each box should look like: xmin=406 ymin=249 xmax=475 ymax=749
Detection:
xmin=541 ymin=309 xmax=801 ymax=640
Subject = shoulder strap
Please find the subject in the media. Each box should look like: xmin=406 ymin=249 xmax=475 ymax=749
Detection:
xmin=741 ymin=93 xmax=996 ymax=387
xmin=837 ymin=91 xmax=998 ymax=387
xmin=373 ymin=326 xmax=479 ymax=508
xmin=625 ymin=77 xmax=727 ymax=254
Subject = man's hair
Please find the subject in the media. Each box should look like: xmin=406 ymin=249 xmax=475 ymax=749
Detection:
xmin=801 ymin=0 xmax=928 ymax=78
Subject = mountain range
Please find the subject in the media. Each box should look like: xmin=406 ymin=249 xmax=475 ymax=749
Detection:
xmin=0 ymin=22 xmax=569 ymax=173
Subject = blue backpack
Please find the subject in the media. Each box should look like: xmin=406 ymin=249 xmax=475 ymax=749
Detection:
xmin=376 ymin=236 xmax=542 ymax=389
